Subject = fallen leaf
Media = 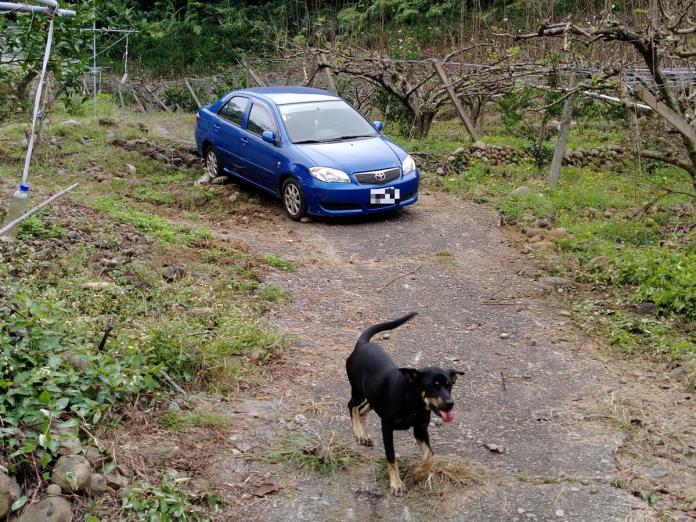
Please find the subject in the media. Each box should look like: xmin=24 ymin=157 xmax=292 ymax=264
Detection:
xmin=252 ymin=482 xmax=280 ymax=497
xmin=484 ymin=443 xmax=505 ymax=453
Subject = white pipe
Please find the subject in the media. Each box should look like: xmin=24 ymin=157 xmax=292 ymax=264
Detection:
xmin=0 ymin=183 xmax=79 ymax=237
xmin=0 ymin=2 xmax=75 ymax=16
xmin=31 ymin=0 xmax=58 ymax=7
xmin=582 ymin=91 xmax=652 ymax=112
xmin=20 ymin=15 xmax=54 ymax=185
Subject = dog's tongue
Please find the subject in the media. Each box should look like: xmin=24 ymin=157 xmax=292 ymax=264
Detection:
xmin=441 ymin=410 xmax=454 ymax=423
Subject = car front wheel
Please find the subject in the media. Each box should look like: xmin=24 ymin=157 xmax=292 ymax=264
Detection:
xmin=282 ymin=178 xmax=306 ymax=221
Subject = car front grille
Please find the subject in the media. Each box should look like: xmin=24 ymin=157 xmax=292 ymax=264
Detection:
xmin=354 ymin=167 xmax=400 ymax=185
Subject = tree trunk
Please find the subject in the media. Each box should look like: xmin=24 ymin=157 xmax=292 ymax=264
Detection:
xmin=412 ymin=111 xmax=435 ymax=138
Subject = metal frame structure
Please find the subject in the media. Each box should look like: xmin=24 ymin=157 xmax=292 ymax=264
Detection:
xmin=0 ymin=0 xmax=74 ymax=17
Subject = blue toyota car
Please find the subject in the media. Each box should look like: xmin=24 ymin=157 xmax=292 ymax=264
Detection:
xmin=194 ymin=87 xmax=419 ymax=220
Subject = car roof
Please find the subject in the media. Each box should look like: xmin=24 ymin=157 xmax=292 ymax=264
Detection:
xmin=234 ymin=86 xmax=341 ymax=106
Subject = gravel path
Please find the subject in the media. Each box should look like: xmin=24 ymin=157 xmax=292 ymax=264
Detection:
xmin=217 ymin=192 xmax=652 ymax=521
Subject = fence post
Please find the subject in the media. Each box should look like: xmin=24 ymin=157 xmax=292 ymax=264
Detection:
xmin=548 ymin=74 xmax=577 ymax=188
xmin=634 ymin=85 xmax=696 ymax=142
xmin=318 ymin=53 xmax=337 ymax=92
xmin=131 ymin=87 xmax=146 ymax=112
xmin=242 ymin=60 xmax=268 ymax=87
xmin=184 ymin=78 xmax=202 ymax=108
xmin=431 ymin=61 xmax=480 ymax=142
xmin=144 ymin=85 xmax=171 ymax=112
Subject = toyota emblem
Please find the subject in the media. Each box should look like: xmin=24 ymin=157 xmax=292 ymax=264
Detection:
xmin=374 ymin=171 xmax=386 ymax=181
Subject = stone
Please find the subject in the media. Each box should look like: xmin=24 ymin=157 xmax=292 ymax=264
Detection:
xmin=0 ymin=471 xmax=21 ymax=518
xmin=18 ymin=496 xmax=73 ymax=522
xmin=104 ymin=473 xmax=128 ymax=490
xmin=59 ymin=436 xmax=83 ymax=456
xmin=453 ymin=147 xmax=466 ymax=156
xmin=587 ymin=256 xmax=609 ymax=271
xmin=46 ymin=484 xmax=62 ymax=496
xmin=500 ymin=333 xmax=511 ymax=339
xmin=227 ymin=193 xmax=239 ymax=204
xmin=189 ymin=479 xmax=211 ymax=492
xmin=126 ymin=164 xmax=137 ymax=175
xmin=547 ymin=228 xmax=570 ymax=239
xmin=51 ymin=455 xmax=92 ymax=492
xmin=435 ymin=167 xmax=445 ymax=176
xmin=555 ymin=510 xmax=565 ymax=518
xmin=189 ymin=307 xmax=214 ymax=317
xmin=473 ymin=140 xmax=487 ymax=150
xmin=62 ymin=119 xmax=80 ymax=126
xmin=88 ymin=473 xmax=107 ymax=497
xmin=529 ymin=235 xmax=543 ymax=243
xmin=670 ymin=366 xmax=688 ymax=379
xmin=145 ymin=445 xmax=180 ymax=463
xmin=539 ymin=276 xmax=571 ymax=288
xmin=167 ymin=401 xmax=181 ymax=413
xmin=98 ymin=117 xmax=116 ymax=127
xmin=294 ymin=414 xmax=307 ymax=425
xmin=534 ymin=218 xmax=551 ymax=229
xmin=447 ymin=155 xmax=457 ymax=163
xmin=300 ymin=217 xmax=312 ymax=223
xmin=510 ymin=186 xmax=532 ymax=196
xmin=161 ymin=266 xmax=185 ymax=282
xmin=529 ymin=240 xmax=555 ymax=252
xmin=637 ymin=302 xmax=657 ymax=315
xmin=210 ymin=176 xmax=231 ymax=185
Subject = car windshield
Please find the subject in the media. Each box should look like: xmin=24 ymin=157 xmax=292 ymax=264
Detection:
xmin=278 ymin=100 xmax=378 ymax=144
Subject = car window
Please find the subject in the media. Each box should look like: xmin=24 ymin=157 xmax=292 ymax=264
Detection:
xmin=278 ymin=100 xmax=378 ymax=143
xmin=219 ymin=96 xmax=247 ymax=126
xmin=247 ymin=103 xmax=276 ymax=136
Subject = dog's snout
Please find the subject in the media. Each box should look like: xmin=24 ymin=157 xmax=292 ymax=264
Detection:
xmin=443 ymin=399 xmax=454 ymax=411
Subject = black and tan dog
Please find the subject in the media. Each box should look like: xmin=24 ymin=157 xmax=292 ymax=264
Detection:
xmin=346 ymin=312 xmax=464 ymax=496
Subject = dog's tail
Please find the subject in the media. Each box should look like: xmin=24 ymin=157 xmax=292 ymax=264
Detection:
xmin=357 ymin=312 xmax=417 ymax=345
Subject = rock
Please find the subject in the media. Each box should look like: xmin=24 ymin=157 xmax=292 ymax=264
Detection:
xmin=300 ymin=217 xmax=312 ymax=223
xmin=500 ymin=333 xmax=511 ymax=339
xmin=510 ymin=186 xmax=532 ymax=196
xmin=670 ymin=366 xmax=688 ymax=379
xmin=189 ymin=479 xmax=211 ymax=492
xmin=382 ymin=333 xmax=391 ymax=340
xmin=555 ymin=509 xmax=565 ymax=517
xmin=588 ymin=256 xmax=609 ymax=271
xmin=637 ymin=302 xmax=657 ymax=315
xmin=46 ymin=484 xmax=62 ymax=496
xmin=210 ymin=176 xmax=231 ymax=185
xmin=83 ymin=447 xmax=102 ymax=467
xmin=483 ymin=443 xmax=505 ymax=453
xmin=161 ymin=266 xmax=185 ymax=282
xmin=473 ymin=140 xmax=487 ymax=150
xmin=145 ymin=445 xmax=180 ymax=463
xmin=540 ymin=276 xmax=572 ymax=288
xmin=529 ymin=235 xmax=543 ymax=243
xmin=18 ymin=496 xmax=73 ymax=522
xmin=0 ymin=471 xmax=21 ymax=518
xmin=529 ymin=240 xmax=555 ymax=252
xmin=534 ymin=218 xmax=551 ymax=229
xmin=51 ymin=455 xmax=92 ymax=492
xmin=104 ymin=473 xmax=128 ymax=490
xmin=189 ymin=307 xmax=214 ymax=317
xmin=58 ymin=436 xmax=83 ymax=456
xmin=294 ymin=414 xmax=307 ymax=425
xmin=98 ymin=117 xmax=116 ymax=127
xmin=435 ymin=167 xmax=445 ymax=176
xmin=547 ymin=228 xmax=570 ymax=239
xmin=453 ymin=147 xmax=466 ymax=156
xmin=88 ymin=473 xmax=107 ymax=497
xmin=62 ymin=119 xmax=81 ymax=126
xmin=167 ymin=401 xmax=181 ymax=413
xmin=227 ymin=193 xmax=239 ymax=204
xmin=125 ymin=164 xmax=137 ymax=175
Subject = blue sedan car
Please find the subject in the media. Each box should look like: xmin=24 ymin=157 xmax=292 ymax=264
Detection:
xmin=194 ymin=87 xmax=419 ymax=220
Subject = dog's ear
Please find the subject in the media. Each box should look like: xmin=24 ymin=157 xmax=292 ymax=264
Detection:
xmin=399 ymin=368 xmax=421 ymax=384
xmin=449 ymin=369 xmax=465 ymax=384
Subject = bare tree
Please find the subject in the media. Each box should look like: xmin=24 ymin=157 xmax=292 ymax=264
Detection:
xmin=508 ymin=0 xmax=696 ymax=192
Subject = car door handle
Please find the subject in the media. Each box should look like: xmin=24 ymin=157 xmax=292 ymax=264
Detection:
xmin=212 ymin=124 xmax=220 ymax=131
xmin=240 ymin=137 xmax=248 ymax=144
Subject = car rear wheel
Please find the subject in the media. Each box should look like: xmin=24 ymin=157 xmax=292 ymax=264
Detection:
xmin=204 ymin=147 xmax=220 ymax=179
xmin=282 ymin=178 xmax=306 ymax=221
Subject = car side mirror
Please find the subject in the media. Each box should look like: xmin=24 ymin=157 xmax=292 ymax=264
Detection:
xmin=262 ymin=130 xmax=277 ymax=145
xmin=373 ymin=121 xmax=384 ymax=132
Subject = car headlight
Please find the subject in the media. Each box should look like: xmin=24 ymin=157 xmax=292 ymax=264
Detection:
xmin=309 ymin=166 xmax=350 ymax=183
xmin=402 ymin=155 xmax=417 ymax=175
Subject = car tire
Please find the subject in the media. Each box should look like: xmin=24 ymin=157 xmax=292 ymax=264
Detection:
xmin=204 ymin=147 xmax=221 ymax=179
xmin=282 ymin=178 xmax=306 ymax=221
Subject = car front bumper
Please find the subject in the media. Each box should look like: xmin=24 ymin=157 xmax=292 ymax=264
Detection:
xmin=305 ymin=171 xmax=420 ymax=216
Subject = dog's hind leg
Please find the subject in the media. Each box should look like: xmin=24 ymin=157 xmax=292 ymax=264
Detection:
xmin=382 ymin=422 xmax=405 ymax=496
xmin=348 ymin=397 xmax=373 ymax=446
xmin=413 ymin=425 xmax=434 ymax=482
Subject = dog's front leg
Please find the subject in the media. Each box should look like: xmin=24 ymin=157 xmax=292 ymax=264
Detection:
xmin=382 ymin=422 xmax=405 ymax=496
xmin=413 ymin=425 xmax=434 ymax=482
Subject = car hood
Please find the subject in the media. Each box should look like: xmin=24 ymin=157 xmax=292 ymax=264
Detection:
xmin=296 ymin=137 xmax=402 ymax=174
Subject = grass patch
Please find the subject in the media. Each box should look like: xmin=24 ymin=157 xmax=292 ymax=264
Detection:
xmin=265 ymin=433 xmax=363 ymax=475
xmin=263 ymin=254 xmax=295 ymax=272
xmin=376 ymin=456 xmax=486 ymax=491
xmin=259 ymin=284 xmax=289 ymax=304
xmin=93 ymin=197 xmax=211 ymax=246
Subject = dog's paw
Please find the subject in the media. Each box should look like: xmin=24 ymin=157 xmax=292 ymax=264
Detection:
xmin=390 ymin=483 xmax=406 ymax=497
xmin=357 ymin=436 xmax=373 ymax=447
xmin=414 ymin=469 xmax=432 ymax=483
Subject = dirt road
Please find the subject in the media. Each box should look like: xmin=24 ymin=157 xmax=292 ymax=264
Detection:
xmin=206 ymin=191 xmax=660 ymax=521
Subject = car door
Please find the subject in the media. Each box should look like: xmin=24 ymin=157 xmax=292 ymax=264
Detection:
xmin=214 ymin=95 xmax=248 ymax=176
xmin=239 ymin=101 xmax=284 ymax=192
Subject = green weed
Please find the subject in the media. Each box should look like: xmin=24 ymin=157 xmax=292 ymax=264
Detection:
xmin=266 ymin=433 xmax=363 ymax=475
xmin=260 ymin=284 xmax=289 ymax=303
xmin=161 ymin=411 xmax=230 ymax=430
xmin=263 ymin=254 xmax=295 ymax=272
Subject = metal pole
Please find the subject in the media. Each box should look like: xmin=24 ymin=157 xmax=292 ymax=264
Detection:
xmin=92 ymin=1 xmax=97 ymax=118
xmin=0 ymin=2 xmax=75 ymax=16
xmin=0 ymin=183 xmax=79 ymax=237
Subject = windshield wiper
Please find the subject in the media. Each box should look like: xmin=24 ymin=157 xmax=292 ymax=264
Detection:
xmin=293 ymin=139 xmax=326 ymax=144
xmin=328 ymin=134 xmax=375 ymax=141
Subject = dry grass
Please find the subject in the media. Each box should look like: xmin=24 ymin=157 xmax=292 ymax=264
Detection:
xmin=377 ymin=455 xmax=488 ymax=492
